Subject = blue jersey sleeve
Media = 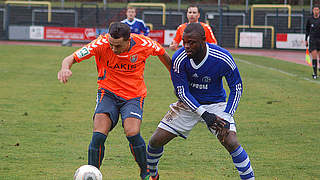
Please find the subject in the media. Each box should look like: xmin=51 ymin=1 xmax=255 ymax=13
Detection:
xmin=171 ymin=50 xmax=201 ymax=112
xmin=222 ymin=56 xmax=243 ymax=116
xmin=140 ymin=21 xmax=149 ymax=36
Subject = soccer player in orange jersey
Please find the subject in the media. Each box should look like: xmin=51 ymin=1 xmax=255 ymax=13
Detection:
xmin=57 ymin=22 xmax=171 ymax=180
xmin=169 ymin=5 xmax=217 ymax=50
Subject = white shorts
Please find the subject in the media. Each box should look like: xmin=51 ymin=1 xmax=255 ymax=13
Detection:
xmin=158 ymin=101 xmax=236 ymax=139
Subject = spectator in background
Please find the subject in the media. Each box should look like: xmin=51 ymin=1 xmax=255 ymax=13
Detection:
xmin=169 ymin=5 xmax=217 ymax=50
xmin=306 ymin=5 xmax=320 ymax=79
xmin=122 ymin=7 xmax=150 ymax=36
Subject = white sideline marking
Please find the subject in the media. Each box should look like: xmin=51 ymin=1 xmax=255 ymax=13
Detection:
xmin=238 ymin=59 xmax=320 ymax=85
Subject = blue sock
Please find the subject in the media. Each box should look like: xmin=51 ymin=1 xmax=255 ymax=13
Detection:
xmin=230 ymin=145 xmax=255 ymax=180
xmin=88 ymin=132 xmax=107 ymax=169
xmin=126 ymin=133 xmax=148 ymax=179
xmin=147 ymin=144 xmax=163 ymax=177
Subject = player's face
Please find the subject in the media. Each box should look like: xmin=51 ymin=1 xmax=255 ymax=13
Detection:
xmin=126 ymin=8 xmax=136 ymax=21
xmin=313 ymin=7 xmax=320 ymax=17
xmin=182 ymin=32 xmax=205 ymax=59
xmin=187 ymin=7 xmax=200 ymax=23
xmin=109 ymin=36 xmax=130 ymax=55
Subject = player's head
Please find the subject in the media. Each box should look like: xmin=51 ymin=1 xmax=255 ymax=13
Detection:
xmin=187 ymin=5 xmax=200 ymax=23
xmin=108 ymin=22 xmax=131 ymax=55
xmin=182 ymin=23 xmax=206 ymax=59
xmin=126 ymin=7 xmax=136 ymax=21
xmin=313 ymin=5 xmax=320 ymax=17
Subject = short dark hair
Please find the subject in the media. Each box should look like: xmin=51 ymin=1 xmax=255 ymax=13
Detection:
xmin=184 ymin=23 xmax=205 ymax=39
xmin=313 ymin=5 xmax=320 ymax=9
xmin=187 ymin=5 xmax=199 ymax=13
xmin=109 ymin=22 xmax=131 ymax=40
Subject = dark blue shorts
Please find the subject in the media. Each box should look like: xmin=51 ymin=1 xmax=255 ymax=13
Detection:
xmin=94 ymin=88 xmax=144 ymax=131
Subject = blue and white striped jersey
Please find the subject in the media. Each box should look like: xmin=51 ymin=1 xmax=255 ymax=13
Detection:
xmin=121 ymin=18 xmax=150 ymax=36
xmin=171 ymin=43 xmax=243 ymax=116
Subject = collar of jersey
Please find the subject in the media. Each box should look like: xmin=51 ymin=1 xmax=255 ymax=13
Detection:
xmin=126 ymin=18 xmax=137 ymax=25
xmin=127 ymin=37 xmax=136 ymax=52
xmin=190 ymin=43 xmax=209 ymax=69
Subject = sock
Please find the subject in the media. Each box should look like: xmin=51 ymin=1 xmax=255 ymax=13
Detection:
xmin=147 ymin=144 xmax=163 ymax=177
xmin=312 ymin=59 xmax=317 ymax=76
xmin=88 ymin=132 xmax=107 ymax=169
xmin=230 ymin=145 xmax=255 ymax=180
xmin=126 ymin=133 xmax=148 ymax=179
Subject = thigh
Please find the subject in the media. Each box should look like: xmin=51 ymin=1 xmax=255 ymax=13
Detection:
xmin=158 ymin=101 xmax=201 ymax=139
xmin=120 ymin=97 xmax=144 ymax=122
xmin=309 ymin=38 xmax=318 ymax=53
xmin=204 ymin=102 xmax=237 ymax=134
xmin=94 ymin=88 xmax=120 ymax=131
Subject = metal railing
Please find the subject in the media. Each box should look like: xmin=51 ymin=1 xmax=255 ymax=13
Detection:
xmin=32 ymin=9 xmax=78 ymax=27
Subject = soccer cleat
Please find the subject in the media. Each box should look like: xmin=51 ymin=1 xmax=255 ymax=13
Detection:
xmin=149 ymin=174 xmax=159 ymax=180
xmin=312 ymin=74 xmax=317 ymax=79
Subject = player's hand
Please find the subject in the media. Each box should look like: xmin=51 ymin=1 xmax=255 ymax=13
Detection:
xmin=57 ymin=68 xmax=72 ymax=84
xmin=169 ymin=42 xmax=177 ymax=50
xmin=201 ymin=111 xmax=228 ymax=130
xmin=305 ymin=41 xmax=308 ymax=47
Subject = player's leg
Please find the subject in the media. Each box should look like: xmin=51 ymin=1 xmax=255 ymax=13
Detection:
xmin=147 ymin=101 xmax=200 ymax=179
xmin=121 ymin=97 xmax=149 ymax=180
xmin=147 ymin=128 xmax=177 ymax=179
xmin=88 ymin=88 xmax=120 ymax=169
xmin=310 ymin=39 xmax=318 ymax=79
xmin=206 ymin=103 xmax=254 ymax=179
xmin=219 ymin=132 xmax=254 ymax=180
xmin=88 ymin=113 xmax=111 ymax=168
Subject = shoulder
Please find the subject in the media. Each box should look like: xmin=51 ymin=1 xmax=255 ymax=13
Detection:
xmin=121 ymin=19 xmax=127 ymax=23
xmin=172 ymin=47 xmax=188 ymax=72
xmin=177 ymin=23 xmax=187 ymax=30
xmin=207 ymin=43 xmax=236 ymax=70
xmin=200 ymin=22 xmax=212 ymax=29
xmin=135 ymin=18 xmax=146 ymax=24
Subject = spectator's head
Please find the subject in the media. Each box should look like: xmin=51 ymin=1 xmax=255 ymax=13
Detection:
xmin=182 ymin=23 xmax=206 ymax=59
xmin=187 ymin=5 xmax=200 ymax=23
xmin=126 ymin=7 xmax=136 ymax=21
xmin=108 ymin=22 xmax=131 ymax=54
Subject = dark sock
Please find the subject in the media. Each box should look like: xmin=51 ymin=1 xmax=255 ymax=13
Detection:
xmin=127 ymin=133 xmax=148 ymax=179
xmin=88 ymin=132 xmax=107 ymax=169
xmin=312 ymin=59 xmax=317 ymax=76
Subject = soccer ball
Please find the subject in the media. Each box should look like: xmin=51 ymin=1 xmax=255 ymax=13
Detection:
xmin=74 ymin=165 xmax=102 ymax=180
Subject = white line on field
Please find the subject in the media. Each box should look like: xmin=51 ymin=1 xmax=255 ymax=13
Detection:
xmin=238 ymin=59 xmax=320 ymax=85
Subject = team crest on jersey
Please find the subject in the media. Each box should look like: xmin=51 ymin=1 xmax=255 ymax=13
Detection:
xmin=130 ymin=54 xmax=138 ymax=63
xmin=202 ymin=76 xmax=211 ymax=83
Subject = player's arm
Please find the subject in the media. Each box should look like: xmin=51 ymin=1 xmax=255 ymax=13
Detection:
xmin=58 ymin=54 xmax=76 ymax=84
xmin=223 ymin=64 xmax=243 ymax=117
xmin=204 ymin=24 xmax=217 ymax=45
xmin=141 ymin=22 xmax=150 ymax=36
xmin=305 ymin=19 xmax=310 ymax=47
xmin=169 ymin=26 xmax=183 ymax=50
xmin=157 ymin=51 xmax=172 ymax=72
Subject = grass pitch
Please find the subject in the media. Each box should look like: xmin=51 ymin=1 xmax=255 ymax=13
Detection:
xmin=0 ymin=45 xmax=319 ymax=179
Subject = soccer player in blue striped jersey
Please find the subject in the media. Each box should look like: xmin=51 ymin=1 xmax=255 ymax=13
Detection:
xmin=146 ymin=23 xmax=254 ymax=180
xmin=121 ymin=7 xmax=150 ymax=36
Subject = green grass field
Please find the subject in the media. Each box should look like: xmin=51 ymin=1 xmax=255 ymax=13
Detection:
xmin=0 ymin=44 xmax=319 ymax=180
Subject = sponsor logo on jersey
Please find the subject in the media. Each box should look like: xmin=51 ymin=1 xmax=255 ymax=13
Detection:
xmin=190 ymin=82 xmax=208 ymax=90
xmin=130 ymin=54 xmax=138 ymax=63
xmin=106 ymin=61 xmax=136 ymax=71
xmin=76 ymin=47 xmax=90 ymax=58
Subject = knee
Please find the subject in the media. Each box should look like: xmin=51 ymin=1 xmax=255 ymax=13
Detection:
xmin=220 ymin=131 xmax=240 ymax=153
xmin=124 ymin=127 xmax=140 ymax=137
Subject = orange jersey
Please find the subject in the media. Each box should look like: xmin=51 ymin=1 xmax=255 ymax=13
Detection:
xmin=73 ymin=34 xmax=165 ymax=100
xmin=173 ymin=22 xmax=217 ymax=45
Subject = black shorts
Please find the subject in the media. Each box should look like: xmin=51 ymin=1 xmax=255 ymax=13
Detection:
xmin=309 ymin=38 xmax=320 ymax=52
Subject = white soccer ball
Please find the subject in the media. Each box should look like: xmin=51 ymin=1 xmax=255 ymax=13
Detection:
xmin=74 ymin=165 xmax=102 ymax=180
